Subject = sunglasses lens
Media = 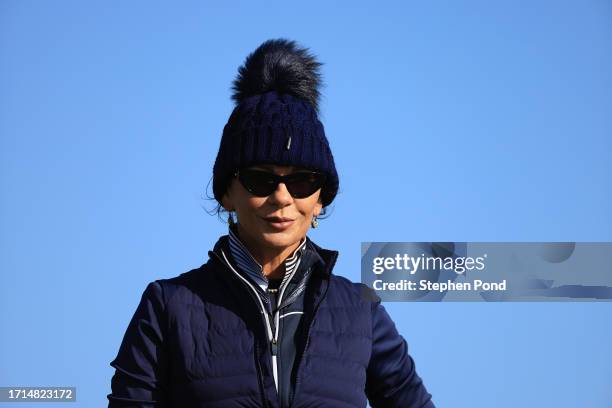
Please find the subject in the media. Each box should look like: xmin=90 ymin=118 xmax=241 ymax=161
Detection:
xmin=237 ymin=169 xmax=326 ymax=198
xmin=238 ymin=170 xmax=277 ymax=197
xmin=286 ymin=173 xmax=326 ymax=198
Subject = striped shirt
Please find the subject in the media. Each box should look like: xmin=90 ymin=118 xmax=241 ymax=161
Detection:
xmin=227 ymin=224 xmax=307 ymax=296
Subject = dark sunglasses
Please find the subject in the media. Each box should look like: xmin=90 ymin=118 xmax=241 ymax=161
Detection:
xmin=235 ymin=168 xmax=326 ymax=198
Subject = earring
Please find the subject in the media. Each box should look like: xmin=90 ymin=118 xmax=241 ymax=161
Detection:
xmin=311 ymin=216 xmax=319 ymax=229
xmin=228 ymin=211 xmax=236 ymax=226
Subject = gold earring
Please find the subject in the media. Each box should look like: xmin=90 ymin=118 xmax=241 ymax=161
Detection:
xmin=311 ymin=216 xmax=319 ymax=229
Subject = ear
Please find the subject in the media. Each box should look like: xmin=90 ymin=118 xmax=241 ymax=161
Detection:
xmin=314 ymin=197 xmax=323 ymax=217
xmin=221 ymin=191 xmax=234 ymax=212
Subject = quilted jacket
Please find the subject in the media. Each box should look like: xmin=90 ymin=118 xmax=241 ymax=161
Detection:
xmin=107 ymin=234 xmax=435 ymax=407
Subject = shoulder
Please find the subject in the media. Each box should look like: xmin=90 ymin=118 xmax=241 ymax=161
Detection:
xmin=326 ymin=273 xmax=379 ymax=308
xmin=306 ymin=238 xmax=379 ymax=307
xmin=148 ymin=261 xmax=222 ymax=310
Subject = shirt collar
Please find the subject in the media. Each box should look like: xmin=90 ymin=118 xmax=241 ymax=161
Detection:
xmin=227 ymin=223 xmax=307 ymax=291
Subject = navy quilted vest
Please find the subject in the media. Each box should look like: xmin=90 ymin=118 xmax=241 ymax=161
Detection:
xmin=108 ymin=236 xmax=435 ymax=408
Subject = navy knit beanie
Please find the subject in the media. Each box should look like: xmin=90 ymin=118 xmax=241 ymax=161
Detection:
xmin=212 ymin=39 xmax=339 ymax=207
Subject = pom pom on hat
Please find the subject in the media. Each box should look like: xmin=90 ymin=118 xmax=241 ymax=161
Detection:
xmin=231 ymin=38 xmax=323 ymax=113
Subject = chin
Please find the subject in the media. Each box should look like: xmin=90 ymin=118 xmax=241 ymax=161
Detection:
xmin=259 ymin=231 xmax=300 ymax=249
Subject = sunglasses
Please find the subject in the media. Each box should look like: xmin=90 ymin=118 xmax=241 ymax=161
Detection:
xmin=235 ymin=168 xmax=326 ymax=198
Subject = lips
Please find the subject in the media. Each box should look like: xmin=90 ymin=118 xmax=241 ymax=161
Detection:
xmin=262 ymin=216 xmax=295 ymax=230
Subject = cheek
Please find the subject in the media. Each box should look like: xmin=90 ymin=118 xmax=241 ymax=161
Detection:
xmin=297 ymin=199 xmax=319 ymax=218
xmin=238 ymin=197 xmax=265 ymax=216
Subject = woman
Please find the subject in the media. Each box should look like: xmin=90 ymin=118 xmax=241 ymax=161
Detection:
xmin=108 ymin=38 xmax=435 ymax=408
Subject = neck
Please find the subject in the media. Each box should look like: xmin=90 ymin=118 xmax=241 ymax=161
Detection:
xmin=235 ymin=223 xmax=303 ymax=280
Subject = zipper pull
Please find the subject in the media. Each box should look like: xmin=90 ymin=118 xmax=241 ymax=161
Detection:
xmin=270 ymin=338 xmax=278 ymax=356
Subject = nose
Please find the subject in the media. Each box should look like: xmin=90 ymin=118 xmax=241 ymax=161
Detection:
xmin=269 ymin=182 xmax=293 ymax=206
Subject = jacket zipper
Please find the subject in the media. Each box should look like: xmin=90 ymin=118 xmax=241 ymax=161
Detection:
xmin=269 ymin=262 xmax=299 ymax=406
xmin=210 ymin=250 xmax=284 ymax=403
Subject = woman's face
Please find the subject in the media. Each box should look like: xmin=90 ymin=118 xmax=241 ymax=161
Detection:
xmin=222 ymin=164 xmax=323 ymax=252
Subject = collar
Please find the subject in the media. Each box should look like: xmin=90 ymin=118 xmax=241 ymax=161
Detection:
xmin=211 ymin=228 xmax=337 ymax=281
xmin=226 ymin=223 xmax=309 ymax=291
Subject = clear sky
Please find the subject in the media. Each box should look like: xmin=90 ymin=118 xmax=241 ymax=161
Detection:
xmin=1 ymin=1 xmax=611 ymax=407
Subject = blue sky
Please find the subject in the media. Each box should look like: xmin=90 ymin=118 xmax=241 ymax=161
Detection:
xmin=1 ymin=1 xmax=611 ymax=407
